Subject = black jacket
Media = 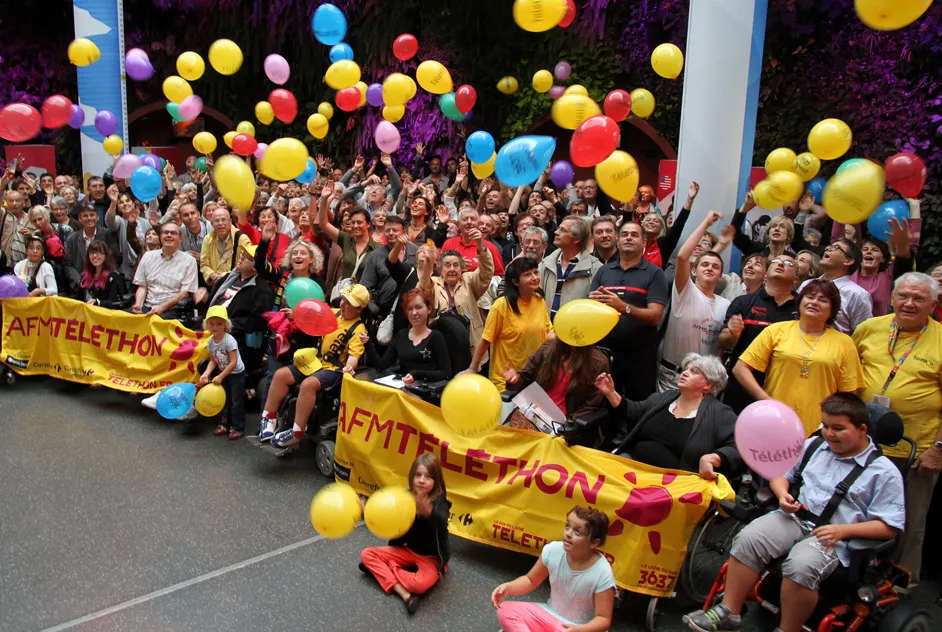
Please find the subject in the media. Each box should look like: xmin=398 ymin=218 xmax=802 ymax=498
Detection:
xmin=209 ymin=272 xmax=274 ymax=334
xmin=84 ymin=271 xmax=129 ymax=308
xmin=612 ymin=390 xmax=741 ymax=474
xmin=390 ymin=494 xmax=452 ymax=571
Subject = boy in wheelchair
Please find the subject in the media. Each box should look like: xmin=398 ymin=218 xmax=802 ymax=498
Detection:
xmin=684 ymin=393 xmax=905 ymax=632
xmin=257 ymin=284 xmax=369 ymax=451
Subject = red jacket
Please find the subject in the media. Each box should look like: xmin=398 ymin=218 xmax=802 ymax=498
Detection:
xmin=440 ymin=236 xmax=505 ymax=275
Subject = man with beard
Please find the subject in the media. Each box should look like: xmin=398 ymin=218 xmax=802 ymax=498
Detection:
xmin=85 ymin=176 xmax=110 ymax=227
xmin=590 ymin=215 xmax=618 ymax=264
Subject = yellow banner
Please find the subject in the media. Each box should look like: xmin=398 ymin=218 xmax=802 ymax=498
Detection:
xmin=2 ymin=297 xmax=208 ymax=393
xmin=334 ymin=377 xmax=735 ymax=597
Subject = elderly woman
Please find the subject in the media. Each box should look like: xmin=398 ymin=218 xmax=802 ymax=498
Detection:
xmin=60 ymin=185 xmax=81 ymax=217
xmin=50 ymin=196 xmax=79 ymax=232
xmin=733 ymin=278 xmax=863 ymax=436
xmin=14 ymin=236 xmax=58 ymax=297
xmin=596 ymin=354 xmax=740 ymax=477
xmin=371 ymin=208 xmax=387 ymax=245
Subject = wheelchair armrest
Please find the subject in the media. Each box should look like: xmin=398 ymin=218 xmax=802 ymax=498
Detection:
xmin=568 ymin=407 xmax=607 ymax=429
xmin=846 ymin=538 xmax=896 ymax=555
xmin=845 ymin=538 xmax=897 ymax=582
xmin=501 ymin=391 xmax=515 ymax=403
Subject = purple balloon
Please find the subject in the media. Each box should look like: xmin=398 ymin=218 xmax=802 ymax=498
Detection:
xmin=254 ymin=142 xmax=269 ymax=160
xmin=95 ymin=110 xmax=118 ymax=137
xmin=550 ymin=161 xmax=574 ymax=189
xmin=140 ymin=153 xmax=162 ymax=170
xmin=548 ymin=85 xmax=565 ymax=99
xmin=554 ymin=61 xmax=571 ymax=81
xmin=67 ymin=104 xmax=85 ymax=129
xmin=365 ymin=83 xmax=384 ymax=107
xmin=113 ymin=154 xmax=143 ymax=179
xmin=179 ymin=95 xmax=203 ymax=121
xmin=0 ymin=274 xmax=29 ymax=299
xmin=125 ymin=48 xmax=154 ymax=81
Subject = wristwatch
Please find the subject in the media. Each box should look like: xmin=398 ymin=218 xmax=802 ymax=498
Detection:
xmin=933 ymin=441 xmax=942 ymax=452
xmin=623 ymin=303 xmax=632 ymax=315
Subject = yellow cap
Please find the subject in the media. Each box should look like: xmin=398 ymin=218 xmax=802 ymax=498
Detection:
xmin=205 ymin=305 xmax=229 ymax=322
xmin=293 ymin=347 xmax=323 ymax=376
xmin=340 ymin=283 xmax=370 ymax=308
xmin=238 ymin=242 xmax=257 ymax=259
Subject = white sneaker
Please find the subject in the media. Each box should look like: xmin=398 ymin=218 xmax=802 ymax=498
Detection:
xmin=141 ymin=393 xmax=159 ymax=410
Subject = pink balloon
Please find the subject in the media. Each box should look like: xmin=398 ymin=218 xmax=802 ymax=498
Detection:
xmin=179 ymin=95 xmax=203 ymax=121
xmin=113 ymin=154 xmax=143 ymax=179
xmin=264 ymin=54 xmax=290 ymax=85
xmin=554 ymin=61 xmax=571 ymax=81
xmin=734 ymin=400 xmax=806 ymax=480
xmin=548 ymin=85 xmax=565 ymax=99
xmin=254 ymin=142 xmax=269 ymax=160
xmin=374 ymin=120 xmax=401 ymax=153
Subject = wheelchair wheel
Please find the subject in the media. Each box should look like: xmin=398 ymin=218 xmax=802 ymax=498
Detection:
xmin=644 ymin=596 xmax=659 ymax=632
xmin=315 ymin=440 xmax=335 ymax=478
xmin=877 ymin=606 xmax=931 ymax=632
xmin=680 ymin=509 xmax=746 ymax=606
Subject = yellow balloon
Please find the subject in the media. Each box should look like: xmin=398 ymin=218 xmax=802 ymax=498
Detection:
xmin=441 ymin=373 xmax=502 ymax=436
xmin=767 ymin=170 xmax=804 ymax=205
xmin=416 ymin=60 xmax=453 ymax=94
xmin=102 ymin=135 xmax=123 ymax=156
xmin=629 ymin=88 xmax=655 ymax=119
xmin=318 ymin=102 xmax=334 ymax=120
xmin=471 ymin=153 xmax=497 ymax=179
xmin=307 ymin=113 xmax=329 ymax=136
xmin=208 ymin=39 xmax=243 ymax=75
xmin=753 ymin=180 xmax=780 ymax=210
xmin=532 ymin=70 xmax=553 ymax=93
xmin=513 ymin=0 xmax=568 ymax=32
xmin=651 ymin=43 xmax=684 ymax=79
xmin=382 ymin=105 xmax=405 ymax=123
xmin=554 ymin=300 xmax=619 ymax=347
xmin=404 ymin=75 xmax=418 ymax=100
xmin=311 ymin=125 xmax=328 ymax=140
xmin=563 ymin=85 xmax=588 ymax=97
xmin=355 ymin=81 xmax=368 ymax=107
xmin=325 ymin=59 xmax=361 ymax=90
xmin=162 ymin=76 xmax=193 ymax=104
xmin=855 ymin=0 xmax=931 ymax=31
xmin=791 ymin=152 xmax=821 ymax=182
xmin=808 ymin=118 xmax=852 ymax=160
xmin=497 ymin=76 xmax=519 ymax=95
xmin=822 ymin=160 xmax=885 ymax=224
xmin=551 ymin=94 xmax=602 ymax=130
xmin=310 ymin=483 xmax=362 ymax=539
xmin=214 ymin=155 xmax=256 ymax=210
xmin=383 ymin=73 xmax=410 ymax=107
xmin=595 ymin=151 xmax=640 ymax=203
xmin=223 ymin=131 xmax=238 ymax=149
xmin=236 ymin=121 xmax=255 ymax=137
xmin=176 ymin=51 xmax=205 ymax=81
xmin=765 ymin=147 xmax=797 ymax=174
xmin=195 ymin=383 xmax=226 ymax=416
xmin=262 ymin=138 xmax=309 ymax=181
xmin=68 ymin=38 xmax=101 ymax=66
xmin=364 ymin=487 xmax=416 ymax=540
xmin=255 ymin=101 xmax=275 ymax=125
xmin=192 ymin=131 xmax=217 ymax=154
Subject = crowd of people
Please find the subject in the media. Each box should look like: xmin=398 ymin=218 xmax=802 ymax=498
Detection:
xmin=1 ymin=147 xmax=940 ymax=630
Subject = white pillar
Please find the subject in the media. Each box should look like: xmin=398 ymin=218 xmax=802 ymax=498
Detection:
xmin=673 ymin=0 xmax=768 ymax=255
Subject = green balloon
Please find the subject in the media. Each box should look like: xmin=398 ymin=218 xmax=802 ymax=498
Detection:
xmin=284 ymin=277 xmax=325 ymax=308
xmin=160 ymin=157 xmax=167 ymax=169
xmin=166 ymin=102 xmax=182 ymax=122
xmin=835 ymin=158 xmax=868 ymax=175
xmin=195 ymin=157 xmax=207 ymax=172
xmin=439 ymin=92 xmax=463 ymax=122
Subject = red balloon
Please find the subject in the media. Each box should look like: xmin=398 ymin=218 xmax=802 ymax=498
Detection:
xmin=335 ymin=87 xmax=361 ymax=112
xmin=559 ymin=0 xmax=577 ymax=28
xmin=0 ymin=103 xmax=42 ymax=142
xmin=603 ymin=89 xmax=632 ymax=123
xmin=41 ymin=95 xmax=74 ymax=129
xmin=455 ymin=85 xmax=477 ymax=115
xmin=570 ymin=115 xmax=620 ymax=168
xmin=885 ymin=152 xmax=927 ymax=199
xmin=392 ymin=34 xmax=419 ymax=61
xmin=269 ymin=89 xmax=298 ymax=124
xmin=294 ymin=299 xmax=339 ymax=336
xmin=231 ymin=133 xmax=258 ymax=157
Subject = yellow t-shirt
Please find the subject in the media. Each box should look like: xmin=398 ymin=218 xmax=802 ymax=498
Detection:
xmin=739 ymin=320 xmax=863 ymax=436
xmin=483 ymin=295 xmax=553 ymax=392
xmin=319 ymin=312 xmax=366 ymax=371
xmin=853 ymin=315 xmax=942 ymax=458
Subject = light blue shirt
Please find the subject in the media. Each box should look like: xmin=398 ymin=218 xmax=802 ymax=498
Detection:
xmin=539 ymin=540 xmax=615 ymax=625
xmin=783 ymin=437 xmax=905 ymax=566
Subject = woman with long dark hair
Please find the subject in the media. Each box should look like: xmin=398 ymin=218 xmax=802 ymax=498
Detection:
xmin=468 ymin=257 xmax=553 ymax=392
xmin=79 ymin=240 xmax=126 ymax=308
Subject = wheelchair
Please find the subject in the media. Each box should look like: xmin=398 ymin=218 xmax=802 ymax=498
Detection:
xmin=690 ymin=405 xmax=932 ymax=632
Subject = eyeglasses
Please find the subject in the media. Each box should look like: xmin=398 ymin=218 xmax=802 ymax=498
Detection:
xmin=894 ymin=292 xmax=931 ymax=306
xmin=769 ymin=258 xmax=796 ymax=267
xmin=825 ymin=244 xmax=850 ymax=258
xmin=162 ymin=230 xmax=180 ymax=236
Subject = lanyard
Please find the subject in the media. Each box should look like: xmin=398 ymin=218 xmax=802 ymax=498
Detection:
xmin=882 ymin=320 xmax=926 ymax=393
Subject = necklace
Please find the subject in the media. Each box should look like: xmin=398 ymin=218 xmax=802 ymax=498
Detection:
xmin=799 ymin=328 xmax=824 ymax=378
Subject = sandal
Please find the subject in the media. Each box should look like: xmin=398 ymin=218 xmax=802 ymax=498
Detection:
xmin=228 ymin=429 xmax=244 ymax=440
xmin=213 ymin=424 xmax=229 ymax=436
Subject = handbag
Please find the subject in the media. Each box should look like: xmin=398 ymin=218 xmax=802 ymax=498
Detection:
xmin=376 ymin=268 xmax=414 ymax=345
xmin=330 ymin=248 xmax=367 ymax=302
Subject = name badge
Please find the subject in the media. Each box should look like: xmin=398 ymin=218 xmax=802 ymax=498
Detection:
xmin=871 ymin=394 xmax=891 ymax=408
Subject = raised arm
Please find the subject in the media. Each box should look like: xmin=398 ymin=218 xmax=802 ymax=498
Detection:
xmin=316 ymin=184 xmax=340 ymax=242
xmin=676 ymin=210 xmax=723 ymax=294
xmin=658 ymin=181 xmax=698 ymax=260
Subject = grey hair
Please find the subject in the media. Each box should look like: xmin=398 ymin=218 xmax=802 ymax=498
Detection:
xmin=523 ymin=225 xmax=548 ymax=244
xmin=50 ymin=195 xmax=68 ymax=207
xmin=28 ymin=205 xmax=51 ymax=222
xmin=803 ymin=227 xmax=822 ymax=243
xmin=181 ymin=182 xmax=197 ymax=194
xmin=287 ymin=197 xmax=305 ymax=210
xmin=561 ymin=215 xmax=591 ymax=250
xmin=680 ymin=353 xmax=728 ymax=396
xmin=61 ymin=185 xmax=79 ymax=199
xmin=893 ymin=272 xmax=939 ymax=301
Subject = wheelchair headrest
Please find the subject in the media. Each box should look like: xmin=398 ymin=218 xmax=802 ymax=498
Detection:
xmin=363 ymin=301 xmax=382 ymax=320
xmin=865 ymin=402 xmax=903 ymax=447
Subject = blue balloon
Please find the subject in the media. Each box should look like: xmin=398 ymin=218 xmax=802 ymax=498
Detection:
xmin=494 ymin=136 xmax=557 ymax=187
xmin=867 ymin=200 xmax=909 ymax=242
xmin=806 ymin=177 xmax=826 ymax=204
xmin=130 ymin=166 xmax=162 ymax=203
xmin=297 ymin=158 xmax=318 ymax=184
xmin=156 ymin=383 xmax=197 ymax=420
xmin=465 ymin=131 xmax=495 ymax=164
xmin=329 ymin=43 xmax=354 ymax=62
xmin=312 ymin=4 xmax=347 ymax=46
